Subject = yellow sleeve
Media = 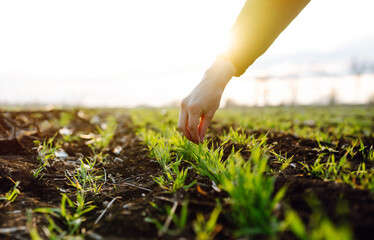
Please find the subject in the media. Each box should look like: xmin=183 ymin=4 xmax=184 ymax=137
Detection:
xmin=219 ymin=0 xmax=310 ymax=77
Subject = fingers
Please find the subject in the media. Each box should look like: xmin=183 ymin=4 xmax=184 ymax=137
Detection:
xmin=179 ymin=99 xmax=202 ymax=144
xmin=178 ymin=107 xmax=192 ymax=142
xmin=178 ymin=100 xmax=214 ymax=144
xmin=179 ymin=111 xmax=213 ymax=144
xmin=198 ymin=115 xmax=213 ymax=142
xmin=188 ymin=113 xmax=201 ymax=144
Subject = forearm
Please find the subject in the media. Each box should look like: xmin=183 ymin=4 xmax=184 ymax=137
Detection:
xmin=219 ymin=0 xmax=310 ymax=77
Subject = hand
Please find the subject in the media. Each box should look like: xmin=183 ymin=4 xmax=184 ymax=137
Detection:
xmin=178 ymin=58 xmax=236 ymax=144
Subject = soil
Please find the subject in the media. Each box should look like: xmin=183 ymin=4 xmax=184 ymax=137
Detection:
xmin=0 ymin=109 xmax=373 ymax=240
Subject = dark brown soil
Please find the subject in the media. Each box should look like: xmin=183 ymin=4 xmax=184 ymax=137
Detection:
xmin=0 ymin=110 xmax=373 ymax=240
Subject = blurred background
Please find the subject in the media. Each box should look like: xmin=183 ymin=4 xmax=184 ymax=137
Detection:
xmin=0 ymin=0 xmax=373 ymax=108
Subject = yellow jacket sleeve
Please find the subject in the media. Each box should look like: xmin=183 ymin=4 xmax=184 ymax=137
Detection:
xmin=219 ymin=0 xmax=310 ymax=77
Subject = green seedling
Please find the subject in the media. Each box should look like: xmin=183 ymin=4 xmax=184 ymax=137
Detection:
xmin=91 ymin=115 xmax=117 ymax=153
xmin=193 ymin=201 xmax=222 ymax=240
xmin=368 ymin=145 xmax=374 ymax=162
xmin=140 ymin=127 xmax=196 ymax=193
xmin=314 ymin=137 xmax=338 ymax=153
xmin=343 ymin=139 xmax=358 ymax=158
xmin=168 ymin=163 xmax=196 ymax=192
xmin=346 ymin=162 xmax=374 ymax=190
xmin=27 ymin=209 xmax=43 ymax=240
xmin=0 ymin=181 xmax=21 ymax=203
xmin=153 ymin=162 xmax=196 ymax=193
xmin=284 ymin=208 xmax=352 ymax=240
xmin=220 ymin=127 xmax=252 ymax=145
xmin=300 ymin=153 xmax=350 ymax=181
xmin=174 ymin=131 xmax=285 ymax=237
xmin=33 ymin=191 xmax=95 ymax=238
xmin=222 ymin=150 xmax=286 ymax=237
xmin=89 ymin=145 xmax=109 ymax=163
xmin=152 ymin=175 xmax=169 ymax=191
xmin=66 ymin=157 xmax=105 ymax=193
xmin=354 ymin=162 xmax=368 ymax=178
xmin=358 ymin=138 xmax=367 ymax=160
xmin=172 ymin=134 xmax=229 ymax=185
xmin=324 ymin=154 xmax=348 ymax=181
xmin=283 ymin=208 xmax=308 ymax=240
xmin=283 ymin=194 xmax=353 ymax=240
xmin=33 ymin=136 xmax=61 ymax=178
xmin=58 ymin=112 xmax=74 ymax=127
xmin=141 ymin=128 xmax=172 ymax=171
xmin=271 ymin=150 xmax=294 ymax=171
xmin=145 ymin=199 xmax=189 ymax=236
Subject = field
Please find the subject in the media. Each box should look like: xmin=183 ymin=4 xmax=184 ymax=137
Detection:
xmin=0 ymin=105 xmax=373 ymax=240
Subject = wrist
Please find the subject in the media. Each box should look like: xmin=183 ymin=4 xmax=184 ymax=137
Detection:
xmin=203 ymin=58 xmax=236 ymax=90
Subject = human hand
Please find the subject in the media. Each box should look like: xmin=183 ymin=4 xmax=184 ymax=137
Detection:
xmin=178 ymin=59 xmax=236 ymax=144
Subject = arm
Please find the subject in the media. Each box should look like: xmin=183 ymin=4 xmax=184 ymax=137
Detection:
xmin=220 ymin=0 xmax=311 ymax=77
xmin=179 ymin=0 xmax=310 ymax=144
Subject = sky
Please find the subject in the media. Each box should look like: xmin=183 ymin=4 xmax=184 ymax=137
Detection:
xmin=0 ymin=0 xmax=373 ymax=107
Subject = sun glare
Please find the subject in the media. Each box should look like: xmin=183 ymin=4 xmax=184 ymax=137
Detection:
xmin=216 ymin=32 xmax=234 ymax=57
xmin=0 ymin=0 xmax=373 ymax=106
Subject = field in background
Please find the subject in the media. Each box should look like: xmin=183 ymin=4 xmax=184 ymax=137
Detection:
xmin=0 ymin=105 xmax=373 ymax=239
